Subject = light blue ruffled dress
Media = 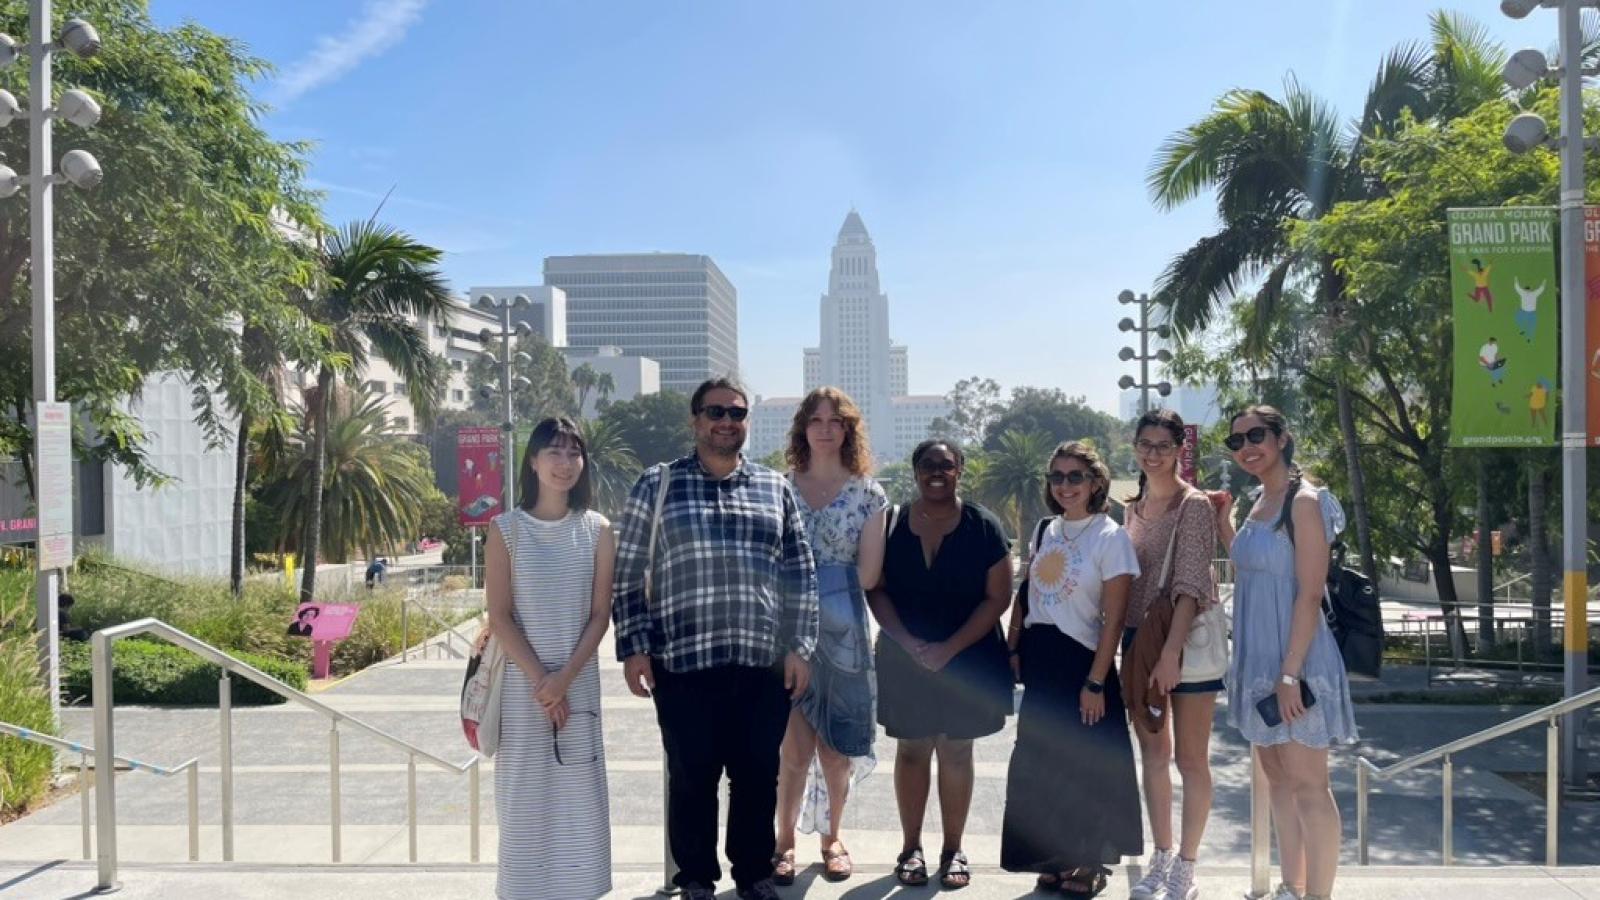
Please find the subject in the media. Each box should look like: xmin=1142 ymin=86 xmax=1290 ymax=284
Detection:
xmin=1224 ymin=488 xmax=1359 ymax=748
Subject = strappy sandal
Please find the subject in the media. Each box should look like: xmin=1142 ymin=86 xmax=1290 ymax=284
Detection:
xmin=1035 ymin=872 xmax=1062 ymax=893
xmin=1059 ymin=865 xmax=1109 ymax=899
xmin=771 ymin=848 xmax=796 ymax=886
xmin=938 ymin=849 xmax=971 ymax=890
xmin=895 ymin=846 xmax=929 ymax=886
xmin=821 ymin=841 xmax=853 ymax=882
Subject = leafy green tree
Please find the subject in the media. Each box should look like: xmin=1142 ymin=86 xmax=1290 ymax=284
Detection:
xmin=756 ymin=448 xmax=787 ymax=470
xmin=576 ymin=417 xmax=642 ymax=517
xmin=970 ymin=430 xmax=1055 ymax=542
xmin=877 ymin=462 xmax=917 ymax=506
xmin=982 ymin=387 xmax=1119 ymax=455
xmin=468 ymin=334 xmax=576 ymax=424
xmin=299 ymin=222 xmax=453 ymax=601
xmin=0 ymin=0 xmax=321 ymax=496
xmin=928 ymin=376 xmax=1004 ymax=447
xmin=260 ymin=387 xmax=437 ymax=564
xmin=598 ymin=390 xmax=693 ymax=468
xmin=1147 ymin=11 xmax=1508 ymax=610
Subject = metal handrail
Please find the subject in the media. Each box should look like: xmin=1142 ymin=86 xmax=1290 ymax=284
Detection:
xmin=90 ymin=618 xmax=482 ymax=892
xmin=1355 ymin=680 xmax=1600 ymax=867
xmin=400 ymin=595 xmax=474 ymax=662
xmin=0 ymin=720 xmax=199 ymax=863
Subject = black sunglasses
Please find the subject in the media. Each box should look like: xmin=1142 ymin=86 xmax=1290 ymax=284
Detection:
xmin=553 ymin=710 xmax=601 ymax=766
xmin=1046 ymin=470 xmax=1093 ymax=487
xmin=700 ymin=404 xmax=748 ymax=422
xmin=916 ymin=459 xmax=958 ymax=474
xmin=1224 ymin=426 xmax=1274 ymax=452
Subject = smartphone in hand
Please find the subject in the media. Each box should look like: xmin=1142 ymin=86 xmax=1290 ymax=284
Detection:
xmin=1255 ymin=680 xmax=1317 ymax=728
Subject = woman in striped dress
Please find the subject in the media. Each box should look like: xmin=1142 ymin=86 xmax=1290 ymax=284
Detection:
xmin=486 ymin=417 xmax=616 ymax=899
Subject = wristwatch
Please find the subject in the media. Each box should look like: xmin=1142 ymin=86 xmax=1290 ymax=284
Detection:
xmin=1084 ymin=678 xmax=1105 ymax=695
xmin=1280 ymin=674 xmax=1300 ymax=687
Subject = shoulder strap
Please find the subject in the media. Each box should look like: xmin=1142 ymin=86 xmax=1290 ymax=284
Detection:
xmin=885 ymin=503 xmax=902 ymax=539
xmin=1156 ymin=494 xmax=1188 ymax=593
xmin=644 ymin=464 xmax=673 ymax=604
xmin=1029 ymin=516 xmax=1051 ymax=557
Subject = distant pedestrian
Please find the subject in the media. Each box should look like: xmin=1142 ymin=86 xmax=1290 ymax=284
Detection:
xmin=364 ymin=557 xmax=386 ymax=589
xmin=773 ymin=387 xmax=887 ymax=884
xmin=1000 ymin=441 xmax=1142 ymax=897
xmin=612 ymin=377 xmax=819 ymax=900
xmin=1224 ymin=405 xmax=1357 ymax=900
xmin=870 ymin=439 xmax=1013 ymax=890
xmin=487 ymin=416 xmax=615 ymax=900
xmin=1121 ymin=410 xmax=1228 ymax=900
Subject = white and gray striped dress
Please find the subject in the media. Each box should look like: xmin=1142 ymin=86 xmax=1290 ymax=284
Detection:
xmin=494 ymin=508 xmax=612 ymax=900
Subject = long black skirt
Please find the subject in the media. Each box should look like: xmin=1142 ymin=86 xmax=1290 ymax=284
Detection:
xmin=1000 ymin=625 xmax=1143 ymax=872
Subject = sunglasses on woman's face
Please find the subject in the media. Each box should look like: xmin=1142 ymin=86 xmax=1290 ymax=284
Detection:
xmin=1046 ymin=470 xmax=1092 ymax=487
xmin=1224 ymin=426 xmax=1273 ymax=452
xmin=700 ymin=404 xmax=748 ymax=422
xmin=916 ymin=459 xmax=958 ymax=475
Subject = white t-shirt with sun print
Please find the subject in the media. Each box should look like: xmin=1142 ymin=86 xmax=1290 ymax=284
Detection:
xmin=1023 ymin=513 xmax=1141 ymax=651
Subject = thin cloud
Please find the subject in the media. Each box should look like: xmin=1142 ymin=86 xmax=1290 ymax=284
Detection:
xmin=271 ymin=0 xmax=428 ymax=107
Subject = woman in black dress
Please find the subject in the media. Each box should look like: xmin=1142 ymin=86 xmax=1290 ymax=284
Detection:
xmin=868 ymin=439 xmax=1014 ymax=890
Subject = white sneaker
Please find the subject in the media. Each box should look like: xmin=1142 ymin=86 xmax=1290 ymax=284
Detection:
xmin=1271 ymin=885 xmax=1302 ymax=900
xmin=1163 ymin=856 xmax=1197 ymax=900
xmin=1129 ymin=848 xmax=1174 ymax=900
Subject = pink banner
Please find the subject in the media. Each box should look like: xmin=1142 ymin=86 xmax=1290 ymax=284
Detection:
xmin=457 ymin=426 xmax=505 ymax=526
xmin=1180 ymin=423 xmax=1199 ymax=484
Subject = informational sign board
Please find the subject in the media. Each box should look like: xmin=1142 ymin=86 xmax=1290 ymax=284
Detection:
xmin=35 ymin=401 xmax=73 ymax=569
xmin=285 ymin=602 xmax=361 ymax=641
xmin=457 ymin=426 xmax=505 ymax=526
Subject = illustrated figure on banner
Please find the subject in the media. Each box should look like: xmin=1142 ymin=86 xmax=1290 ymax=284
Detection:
xmin=1478 ymin=337 xmax=1506 ymax=386
xmin=1465 ymin=257 xmax=1494 ymax=312
xmin=1513 ymin=278 xmax=1544 ymax=340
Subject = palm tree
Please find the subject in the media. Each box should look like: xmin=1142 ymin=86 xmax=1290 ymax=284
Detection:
xmin=594 ymin=371 xmax=617 ymax=411
xmin=299 ymin=222 xmax=453 ymax=601
xmin=576 ymin=417 xmax=642 ymax=516
xmin=1147 ymin=12 xmax=1505 ymax=651
xmin=263 ymin=386 xmax=437 ymax=563
xmin=572 ymin=363 xmax=599 ymax=413
xmin=971 ymin=430 xmax=1056 ymax=543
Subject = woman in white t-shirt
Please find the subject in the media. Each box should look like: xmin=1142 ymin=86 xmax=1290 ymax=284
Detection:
xmin=1000 ymin=441 xmax=1144 ymax=897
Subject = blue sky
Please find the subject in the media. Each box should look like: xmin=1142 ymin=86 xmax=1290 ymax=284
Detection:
xmin=150 ymin=1 xmax=1556 ymax=414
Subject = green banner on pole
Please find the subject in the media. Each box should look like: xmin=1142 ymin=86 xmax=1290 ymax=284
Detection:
xmin=1448 ymin=207 xmax=1558 ymax=447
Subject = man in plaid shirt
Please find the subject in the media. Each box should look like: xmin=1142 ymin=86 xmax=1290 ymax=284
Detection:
xmin=613 ymin=376 xmax=819 ymax=900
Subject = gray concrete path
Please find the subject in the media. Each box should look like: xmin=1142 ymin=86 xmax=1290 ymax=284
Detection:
xmin=6 ymin=622 xmax=1600 ymax=892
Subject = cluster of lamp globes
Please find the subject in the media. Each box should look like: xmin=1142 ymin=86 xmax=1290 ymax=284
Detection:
xmin=473 ymin=293 xmax=536 ymax=404
xmin=1499 ymin=0 xmax=1600 ymax=155
xmin=0 ymin=17 xmax=104 ymax=199
xmin=1115 ymin=288 xmax=1173 ymax=398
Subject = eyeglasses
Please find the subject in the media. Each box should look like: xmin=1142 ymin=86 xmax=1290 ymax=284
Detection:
xmin=1134 ymin=440 xmax=1178 ymax=456
xmin=1046 ymin=470 xmax=1093 ymax=486
xmin=916 ymin=459 xmax=958 ymax=474
xmin=553 ymin=710 xmax=601 ymax=766
xmin=1224 ymin=426 xmax=1273 ymax=452
xmin=700 ymin=404 xmax=748 ymax=422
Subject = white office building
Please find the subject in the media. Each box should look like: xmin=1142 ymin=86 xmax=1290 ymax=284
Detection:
xmin=348 ymin=295 xmax=499 ymax=432
xmin=801 ymin=211 xmax=944 ymax=463
xmin=543 ymin=254 xmax=738 ymax=395
xmin=1118 ymin=382 xmax=1224 ymax=428
xmin=563 ymin=345 xmax=661 ymax=418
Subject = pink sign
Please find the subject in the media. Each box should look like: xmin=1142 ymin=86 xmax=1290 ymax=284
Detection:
xmin=457 ymin=427 xmax=505 ymax=526
xmin=286 ymin=602 xmax=361 ymax=641
xmin=1180 ymin=423 xmax=1199 ymax=484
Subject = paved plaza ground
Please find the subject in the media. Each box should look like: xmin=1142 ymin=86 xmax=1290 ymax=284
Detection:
xmin=5 ymin=621 xmax=1600 ymax=898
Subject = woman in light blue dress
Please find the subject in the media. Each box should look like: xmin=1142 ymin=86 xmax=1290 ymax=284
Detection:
xmin=773 ymin=387 xmax=887 ymax=884
xmin=1223 ymin=405 xmax=1356 ymax=900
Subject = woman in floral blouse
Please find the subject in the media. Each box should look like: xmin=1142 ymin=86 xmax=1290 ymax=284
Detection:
xmin=772 ymin=387 xmax=888 ymax=884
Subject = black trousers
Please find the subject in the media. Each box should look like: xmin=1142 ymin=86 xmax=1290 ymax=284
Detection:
xmin=653 ymin=659 xmax=791 ymax=890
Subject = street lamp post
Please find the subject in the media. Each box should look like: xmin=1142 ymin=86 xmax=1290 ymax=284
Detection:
xmin=1117 ymin=289 xmax=1172 ymax=415
xmin=1 ymin=0 xmax=104 ymax=729
xmin=1500 ymin=0 xmax=1592 ymax=792
xmin=475 ymin=294 xmax=533 ymax=515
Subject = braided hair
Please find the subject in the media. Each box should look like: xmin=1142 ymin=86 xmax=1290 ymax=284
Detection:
xmin=1126 ymin=408 xmax=1188 ymax=505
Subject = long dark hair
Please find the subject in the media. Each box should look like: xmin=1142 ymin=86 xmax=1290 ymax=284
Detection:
xmin=1229 ymin=404 xmax=1301 ymax=532
xmin=518 ymin=417 xmax=592 ymax=511
xmin=1127 ymin=408 xmax=1187 ymax=505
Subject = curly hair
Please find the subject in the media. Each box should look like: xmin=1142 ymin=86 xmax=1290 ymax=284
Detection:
xmin=1044 ymin=440 xmax=1112 ymax=515
xmin=785 ymin=387 xmax=873 ymax=475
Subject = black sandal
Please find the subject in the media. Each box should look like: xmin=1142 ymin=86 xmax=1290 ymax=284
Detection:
xmin=1059 ymin=865 xmax=1109 ymax=899
xmin=1035 ymin=872 xmax=1062 ymax=893
xmin=938 ymin=849 xmax=971 ymax=890
xmin=895 ymin=846 xmax=929 ymax=886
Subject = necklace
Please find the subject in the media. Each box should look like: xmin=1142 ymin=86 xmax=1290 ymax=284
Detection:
xmin=916 ymin=501 xmax=961 ymax=524
xmin=1059 ymin=513 xmax=1098 ymax=545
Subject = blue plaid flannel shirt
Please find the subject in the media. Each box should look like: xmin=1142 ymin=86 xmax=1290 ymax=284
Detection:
xmin=611 ymin=454 xmax=819 ymax=673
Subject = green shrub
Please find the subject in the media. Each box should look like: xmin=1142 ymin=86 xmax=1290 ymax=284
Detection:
xmin=60 ymin=639 xmax=307 ymax=706
xmin=0 ymin=568 xmax=55 ymax=817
